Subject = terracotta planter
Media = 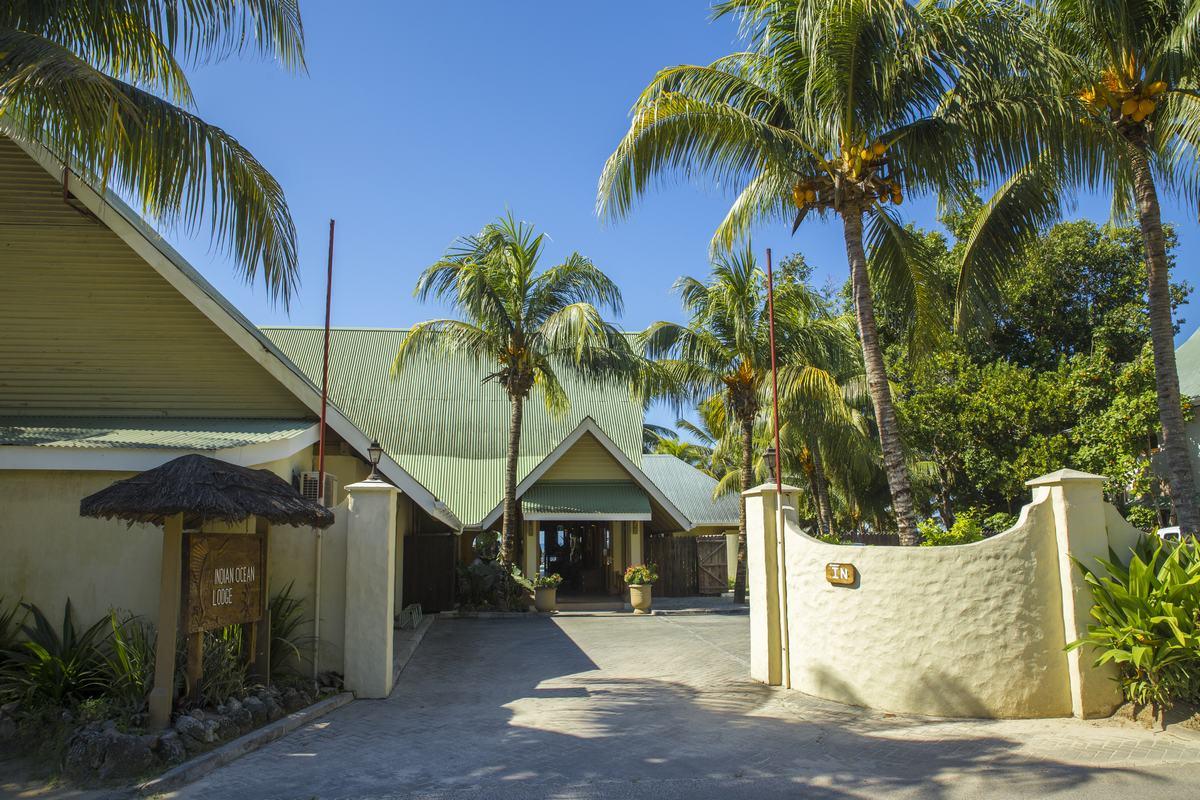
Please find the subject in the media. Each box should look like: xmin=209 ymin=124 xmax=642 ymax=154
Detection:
xmin=628 ymin=584 xmax=653 ymax=614
xmin=534 ymin=587 xmax=558 ymax=612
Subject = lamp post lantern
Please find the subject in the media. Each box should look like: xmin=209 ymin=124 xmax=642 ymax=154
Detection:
xmin=367 ymin=441 xmax=383 ymax=480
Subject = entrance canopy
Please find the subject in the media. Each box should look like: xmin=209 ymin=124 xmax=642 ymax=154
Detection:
xmin=522 ymin=481 xmax=651 ymax=521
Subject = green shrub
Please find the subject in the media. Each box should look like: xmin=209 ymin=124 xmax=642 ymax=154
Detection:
xmin=2 ymin=600 xmax=109 ymax=707
xmin=103 ymin=611 xmax=156 ymax=714
xmin=0 ymin=597 xmax=24 ymax=664
xmin=918 ymin=509 xmax=985 ymax=547
xmin=983 ymin=512 xmax=1018 ymax=536
xmin=1124 ymin=505 xmax=1160 ymax=533
xmin=1068 ymin=537 xmax=1200 ymax=709
xmin=177 ymin=625 xmax=248 ymax=708
xmin=204 ymin=626 xmax=248 ymax=706
xmin=456 ymin=561 xmax=529 ymax=610
xmin=269 ymin=582 xmax=316 ymax=680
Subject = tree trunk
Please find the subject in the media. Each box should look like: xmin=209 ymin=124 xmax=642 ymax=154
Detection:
xmin=841 ymin=206 xmax=920 ymax=544
xmin=1130 ymin=145 xmax=1200 ymax=535
xmin=733 ymin=414 xmax=754 ymax=604
xmin=811 ymin=442 xmax=835 ymax=537
xmin=502 ymin=394 xmax=524 ymax=564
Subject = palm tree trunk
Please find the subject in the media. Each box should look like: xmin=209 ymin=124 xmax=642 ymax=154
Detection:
xmin=502 ymin=394 xmax=524 ymax=564
xmin=1130 ymin=145 xmax=1200 ymax=535
xmin=811 ymin=442 xmax=835 ymax=537
xmin=733 ymin=415 xmax=754 ymax=604
xmin=841 ymin=207 xmax=920 ymax=545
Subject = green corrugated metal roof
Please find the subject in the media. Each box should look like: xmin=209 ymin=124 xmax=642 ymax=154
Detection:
xmin=261 ymin=327 xmax=644 ymax=527
xmin=522 ymin=481 xmax=650 ymax=517
xmin=0 ymin=417 xmax=312 ymax=450
xmin=1178 ymin=328 xmax=1200 ymax=399
xmin=641 ymin=454 xmax=739 ymax=527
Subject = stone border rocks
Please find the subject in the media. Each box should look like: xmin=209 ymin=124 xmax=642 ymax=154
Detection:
xmin=137 ymin=691 xmax=353 ymax=796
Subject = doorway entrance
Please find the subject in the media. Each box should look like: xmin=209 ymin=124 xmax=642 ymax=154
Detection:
xmin=538 ymin=522 xmax=618 ymax=597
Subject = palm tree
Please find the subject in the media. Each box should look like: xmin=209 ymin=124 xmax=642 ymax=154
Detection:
xmin=1 ymin=2 xmax=305 ymax=302
xmin=393 ymin=214 xmax=637 ymax=562
xmin=651 ymin=436 xmax=714 ymax=474
xmin=598 ymin=0 xmax=1042 ymax=544
xmin=641 ymin=245 xmax=851 ymax=601
xmin=957 ymin=0 xmax=1200 ymax=533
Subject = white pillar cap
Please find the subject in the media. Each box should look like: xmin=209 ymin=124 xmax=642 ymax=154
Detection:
xmin=1025 ymin=469 xmax=1106 ymax=488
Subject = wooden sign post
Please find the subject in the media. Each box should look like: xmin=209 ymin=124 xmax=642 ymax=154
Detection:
xmin=184 ymin=531 xmax=266 ymax=702
xmin=148 ymin=513 xmax=184 ymax=730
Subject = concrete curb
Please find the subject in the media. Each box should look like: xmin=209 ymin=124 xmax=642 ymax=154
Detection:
xmin=393 ymin=615 xmax=434 ymax=684
xmin=440 ymin=607 xmax=750 ymax=619
xmin=136 ymin=691 xmax=353 ymax=797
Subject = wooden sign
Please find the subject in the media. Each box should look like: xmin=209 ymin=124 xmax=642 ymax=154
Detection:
xmin=825 ymin=562 xmax=857 ymax=586
xmin=186 ymin=533 xmax=264 ymax=633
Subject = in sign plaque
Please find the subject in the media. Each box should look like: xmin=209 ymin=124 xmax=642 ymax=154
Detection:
xmin=825 ymin=562 xmax=857 ymax=586
xmin=187 ymin=533 xmax=264 ymax=633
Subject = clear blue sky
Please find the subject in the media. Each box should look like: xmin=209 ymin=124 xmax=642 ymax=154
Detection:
xmin=167 ymin=1 xmax=1200 ymax=430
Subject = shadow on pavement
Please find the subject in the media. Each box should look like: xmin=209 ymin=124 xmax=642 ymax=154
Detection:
xmin=169 ymin=617 xmax=1157 ymax=800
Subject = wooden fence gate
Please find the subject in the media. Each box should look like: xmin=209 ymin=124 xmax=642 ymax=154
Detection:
xmin=697 ymin=535 xmax=728 ymax=595
xmin=645 ymin=534 xmax=698 ymax=596
xmin=402 ymin=533 xmax=457 ymax=613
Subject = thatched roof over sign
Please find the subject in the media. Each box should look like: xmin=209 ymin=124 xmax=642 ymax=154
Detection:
xmin=80 ymin=454 xmax=335 ymax=528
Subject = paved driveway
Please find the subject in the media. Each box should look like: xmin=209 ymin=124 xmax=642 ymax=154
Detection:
xmin=167 ymin=615 xmax=1200 ymax=799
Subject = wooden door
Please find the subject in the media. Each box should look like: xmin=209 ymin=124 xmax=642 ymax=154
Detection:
xmin=697 ymin=536 xmax=728 ymax=595
xmin=402 ymin=534 xmax=457 ymax=613
xmin=646 ymin=534 xmax=699 ymax=596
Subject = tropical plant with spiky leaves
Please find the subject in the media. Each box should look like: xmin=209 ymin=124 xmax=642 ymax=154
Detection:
xmin=958 ymin=0 xmax=1200 ymax=535
xmin=0 ymin=1 xmax=306 ymax=303
xmin=599 ymin=0 xmax=1049 ymax=544
xmin=641 ymin=245 xmax=855 ymax=600
xmin=393 ymin=214 xmax=639 ymax=562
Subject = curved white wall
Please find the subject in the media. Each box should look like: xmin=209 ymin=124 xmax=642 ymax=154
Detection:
xmin=748 ymin=472 xmax=1145 ymax=719
xmin=783 ymin=494 xmax=1071 ymax=717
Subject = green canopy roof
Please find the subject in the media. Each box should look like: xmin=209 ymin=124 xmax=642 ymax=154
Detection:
xmin=521 ymin=481 xmax=651 ymax=520
xmin=641 ymin=454 xmax=739 ymax=527
xmin=262 ymin=327 xmax=644 ymax=527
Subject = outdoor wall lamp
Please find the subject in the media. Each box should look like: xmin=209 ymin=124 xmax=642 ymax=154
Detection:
xmin=367 ymin=440 xmax=383 ymax=479
xmin=764 ymin=446 xmax=778 ymax=482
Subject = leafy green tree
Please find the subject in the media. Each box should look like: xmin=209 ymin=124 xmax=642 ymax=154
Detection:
xmin=599 ymin=0 xmax=1040 ymax=543
xmin=0 ymin=1 xmax=306 ymax=302
xmin=963 ymin=0 xmax=1200 ymax=532
xmin=393 ymin=215 xmax=637 ymax=561
xmin=894 ymin=215 xmax=1189 ymax=526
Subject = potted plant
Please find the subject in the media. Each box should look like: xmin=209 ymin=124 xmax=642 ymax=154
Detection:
xmin=624 ymin=563 xmax=659 ymax=614
xmin=531 ymin=573 xmax=563 ymax=612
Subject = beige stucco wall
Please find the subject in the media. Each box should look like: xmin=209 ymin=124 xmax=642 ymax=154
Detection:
xmin=781 ymin=493 xmax=1072 ymax=718
xmin=751 ymin=473 xmax=1145 ymax=719
xmin=0 ymin=470 xmax=161 ymax=626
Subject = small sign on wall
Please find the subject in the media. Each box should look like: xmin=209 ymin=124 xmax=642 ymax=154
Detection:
xmin=186 ymin=533 xmax=264 ymax=633
xmin=825 ymin=562 xmax=857 ymax=587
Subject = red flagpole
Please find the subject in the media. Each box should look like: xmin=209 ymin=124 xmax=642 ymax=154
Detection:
xmin=766 ymin=247 xmax=783 ymax=494
xmin=317 ymin=219 xmax=335 ymax=504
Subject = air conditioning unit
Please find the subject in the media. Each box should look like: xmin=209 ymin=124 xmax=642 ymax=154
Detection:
xmin=300 ymin=471 xmax=339 ymax=506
